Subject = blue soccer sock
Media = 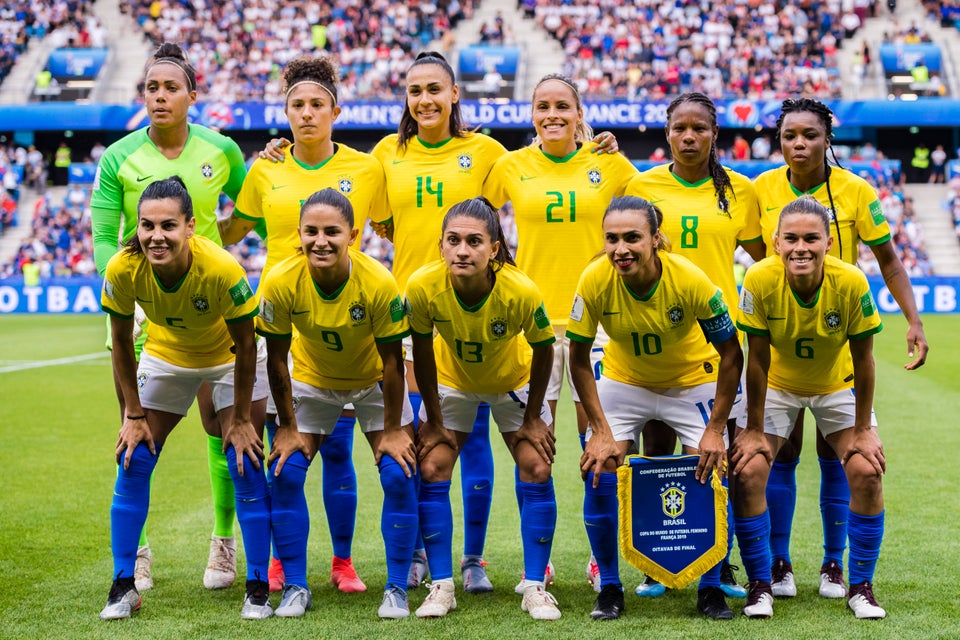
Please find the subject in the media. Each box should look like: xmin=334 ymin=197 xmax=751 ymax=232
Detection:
xmin=408 ymin=391 xmax=423 ymax=428
xmin=514 ymin=464 xmax=523 ymax=514
xmin=320 ymin=415 xmax=357 ymax=560
xmin=767 ymin=458 xmax=799 ymax=564
xmin=583 ymin=473 xmax=620 ymax=587
xmin=519 ymin=478 xmax=557 ymax=584
xmin=726 ymin=495 xmax=736 ymax=559
xmin=819 ymin=457 xmax=850 ymax=566
xmin=579 ymin=432 xmax=587 ymax=451
xmin=699 ymin=560 xmax=722 ymax=589
xmin=264 ymin=418 xmax=279 ymax=559
xmin=111 ymin=443 xmax=160 ymax=579
xmin=226 ymin=447 xmax=271 ymax=581
xmin=847 ymin=510 xmax=884 ymax=585
xmin=735 ymin=511 xmax=772 ymax=583
xmin=460 ymin=403 xmax=493 ymax=558
xmin=379 ymin=457 xmax=419 ymax=591
xmin=269 ymin=452 xmax=311 ymax=588
xmin=419 ymin=480 xmax=453 ymax=580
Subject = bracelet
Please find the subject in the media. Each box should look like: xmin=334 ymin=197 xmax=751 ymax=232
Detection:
xmin=126 ymin=414 xmax=147 ymax=420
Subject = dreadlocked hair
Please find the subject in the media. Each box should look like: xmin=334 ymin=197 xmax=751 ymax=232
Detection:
xmin=666 ymin=92 xmax=733 ymax=215
xmin=776 ymin=97 xmax=847 ymax=260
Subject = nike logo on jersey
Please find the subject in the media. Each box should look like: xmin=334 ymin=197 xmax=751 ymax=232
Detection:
xmin=272 ymin=184 xmax=286 ymax=190
xmin=292 ymin=309 xmax=309 ymax=315
xmin=136 ymin=175 xmax=153 ymax=182
xmin=765 ymin=206 xmax=780 ymax=212
xmin=520 ymin=175 xmax=536 ymax=181
xmin=649 ymin=199 xmax=665 ymax=205
xmin=392 ymin=159 xmax=405 ymax=165
xmin=602 ymin=310 xmax=621 ymax=316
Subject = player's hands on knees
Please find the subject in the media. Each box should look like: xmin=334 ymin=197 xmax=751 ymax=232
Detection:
xmin=116 ymin=415 xmax=155 ymax=470
xmin=375 ymin=428 xmax=417 ymax=478
xmin=416 ymin=419 xmax=458 ymax=463
xmin=258 ymin=137 xmax=291 ymax=163
xmin=841 ymin=428 xmax=886 ymax=476
xmin=515 ymin=416 xmax=556 ymax=466
xmin=730 ymin=428 xmax=773 ymax=476
xmin=223 ymin=418 xmax=264 ymax=476
xmin=580 ymin=429 xmax=622 ymax=487
xmin=268 ymin=423 xmax=312 ymax=476
xmin=696 ymin=429 xmax=727 ymax=484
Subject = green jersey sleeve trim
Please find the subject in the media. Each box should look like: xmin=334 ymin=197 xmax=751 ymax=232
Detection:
xmin=256 ymin=328 xmax=293 ymax=340
xmin=738 ymin=235 xmax=763 ymax=245
xmin=102 ymin=305 xmax=135 ymax=320
xmin=411 ymin=329 xmax=434 ymax=339
xmin=528 ymin=336 xmax=557 ymax=348
xmin=224 ymin=307 xmax=260 ymax=325
xmin=233 ymin=209 xmax=260 ymax=222
xmin=374 ymin=329 xmax=411 ymax=344
xmin=849 ymin=324 xmax=882 ymax=341
xmin=735 ymin=322 xmax=770 ymax=337
xmin=565 ymin=330 xmax=595 ymax=344
xmin=862 ymin=233 xmax=892 ymax=247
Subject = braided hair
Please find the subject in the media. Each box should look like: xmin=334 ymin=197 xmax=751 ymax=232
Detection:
xmin=776 ymin=98 xmax=846 ymax=260
xmin=666 ymin=92 xmax=733 ymax=215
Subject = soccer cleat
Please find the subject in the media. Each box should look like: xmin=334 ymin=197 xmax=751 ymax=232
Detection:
xmin=743 ymin=581 xmax=774 ymax=618
xmin=378 ymin=586 xmax=411 ymax=619
xmin=203 ymin=535 xmax=236 ymax=590
xmin=635 ymin=575 xmax=667 ymax=598
xmin=586 ymin=556 xmax=601 ymax=594
xmin=240 ymin=578 xmax=273 ymax=620
xmin=461 ymin=556 xmax=493 ymax=593
xmin=521 ymin=584 xmax=562 ymax=620
xmin=268 ymin=557 xmax=285 ymax=593
xmin=514 ymin=560 xmax=555 ymax=594
xmin=99 ymin=576 xmax=141 ymax=620
xmin=697 ymin=586 xmax=734 ymax=620
xmin=590 ymin=584 xmax=624 ymax=620
xmin=415 ymin=581 xmax=457 ymax=618
xmin=847 ymin=582 xmax=887 ymax=619
xmin=770 ymin=558 xmax=797 ymax=597
xmin=407 ymin=548 xmax=429 ymax=589
xmin=330 ymin=556 xmax=367 ymax=593
xmin=719 ymin=561 xmax=747 ymax=598
xmin=819 ymin=560 xmax=847 ymax=599
xmin=134 ymin=545 xmax=153 ymax=592
xmin=275 ymin=584 xmax=312 ymax=618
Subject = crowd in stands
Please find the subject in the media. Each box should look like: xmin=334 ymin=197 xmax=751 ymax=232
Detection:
xmin=125 ymin=0 xmax=474 ymax=102
xmin=526 ymin=0 xmax=882 ymax=102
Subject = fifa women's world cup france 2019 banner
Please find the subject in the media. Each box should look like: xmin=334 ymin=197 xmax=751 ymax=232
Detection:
xmin=618 ymin=455 xmax=728 ymax=589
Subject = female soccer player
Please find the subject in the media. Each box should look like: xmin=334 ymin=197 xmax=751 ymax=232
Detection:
xmin=569 ymin=196 xmax=743 ymax=621
xmin=256 ymin=188 xmax=417 ymax=619
xmin=732 ymin=196 xmax=887 ymax=620
xmin=405 ymin=197 xmax=559 ymax=620
xmin=753 ymin=98 xmax=926 ymax=599
xmin=99 ymin=177 xmax=270 ymax=620
xmin=90 ymin=41 xmax=252 ymax=593
xmin=626 ymin=91 xmax=765 ymax=598
xmin=219 ymin=54 xmax=388 ymax=594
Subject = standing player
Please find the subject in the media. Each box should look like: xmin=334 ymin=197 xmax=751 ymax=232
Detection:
xmin=626 ymin=91 xmax=765 ymax=598
xmin=732 ymin=195 xmax=887 ymax=620
xmin=482 ymin=73 xmax=637 ymax=591
xmin=256 ymin=188 xmax=418 ymax=618
xmin=569 ymin=196 xmax=743 ymax=621
xmin=90 ymin=42 xmax=251 ymax=593
xmin=99 ymin=177 xmax=271 ymax=620
xmin=753 ymin=98 xmax=927 ymax=599
xmin=406 ymin=198 xmax=559 ymax=620
xmin=219 ymin=54 xmax=387 ymax=594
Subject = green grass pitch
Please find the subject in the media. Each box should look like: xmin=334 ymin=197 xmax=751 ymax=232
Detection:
xmin=0 ymin=314 xmax=958 ymax=639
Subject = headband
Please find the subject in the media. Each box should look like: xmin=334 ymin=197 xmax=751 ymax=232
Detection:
xmin=285 ymin=80 xmax=337 ymax=104
xmin=148 ymin=59 xmax=197 ymax=91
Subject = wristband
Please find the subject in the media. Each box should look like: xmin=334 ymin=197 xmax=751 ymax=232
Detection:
xmin=126 ymin=414 xmax=147 ymax=420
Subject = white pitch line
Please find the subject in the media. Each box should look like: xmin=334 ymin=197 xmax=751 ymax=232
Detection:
xmin=0 ymin=351 xmax=110 ymax=374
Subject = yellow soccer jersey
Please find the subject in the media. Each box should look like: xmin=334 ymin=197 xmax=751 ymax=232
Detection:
xmin=737 ymin=255 xmax=882 ymax=395
xmin=405 ymin=261 xmax=556 ymax=394
xmin=372 ymin=132 xmax=507 ymax=293
xmin=566 ymin=252 xmax=730 ymax=389
xmin=627 ymin=163 xmax=761 ymax=317
xmin=482 ymin=142 xmax=638 ymax=326
xmin=256 ymin=251 xmax=409 ymax=390
xmin=235 ymin=143 xmax=387 ymax=282
xmin=101 ymin=236 xmax=258 ymax=368
xmin=754 ymin=166 xmax=891 ymax=264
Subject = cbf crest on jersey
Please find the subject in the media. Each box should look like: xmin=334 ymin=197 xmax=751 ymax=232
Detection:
xmin=201 ymin=162 xmax=214 ymax=180
xmin=192 ymin=293 xmax=211 ymax=315
xmin=338 ymin=176 xmax=353 ymax=195
xmin=824 ymin=307 xmax=842 ymax=333
xmin=587 ymin=167 xmax=602 ymax=186
xmin=349 ymin=301 xmax=366 ymax=324
xmin=666 ymin=303 xmax=684 ymax=326
xmin=458 ymin=153 xmax=473 ymax=171
xmin=490 ymin=317 xmax=508 ymax=339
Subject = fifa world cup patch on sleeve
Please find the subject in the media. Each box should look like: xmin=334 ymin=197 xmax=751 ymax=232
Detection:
xmin=229 ymin=279 xmax=254 ymax=306
xmin=570 ymin=294 xmax=584 ymax=322
xmin=868 ymin=200 xmax=885 ymax=226
xmin=390 ymin=295 xmax=404 ymax=322
xmin=860 ymin=292 xmax=876 ymax=318
xmin=708 ymin=290 xmax=727 ymax=315
xmin=260 ymin=298 xmax=275 ymax=324
xmin=738 ymin=288 xmax=754 ymax=315
xmin=534 ymin=303 xmax=551 ymax=329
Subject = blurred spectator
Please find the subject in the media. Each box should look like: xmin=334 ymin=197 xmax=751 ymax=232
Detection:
xmin=929 ymin=144 xmax=947 ymax=183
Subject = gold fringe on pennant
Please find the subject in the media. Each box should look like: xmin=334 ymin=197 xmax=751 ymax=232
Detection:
xmin=618 ymin=455 xmax=728 ymax=590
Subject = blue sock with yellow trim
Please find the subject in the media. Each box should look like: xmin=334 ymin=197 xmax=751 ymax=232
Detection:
xmin=320 ymin=415 xmax=357 ymax=560
xmin=819 ymin=457 xmax=850 ymax=566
